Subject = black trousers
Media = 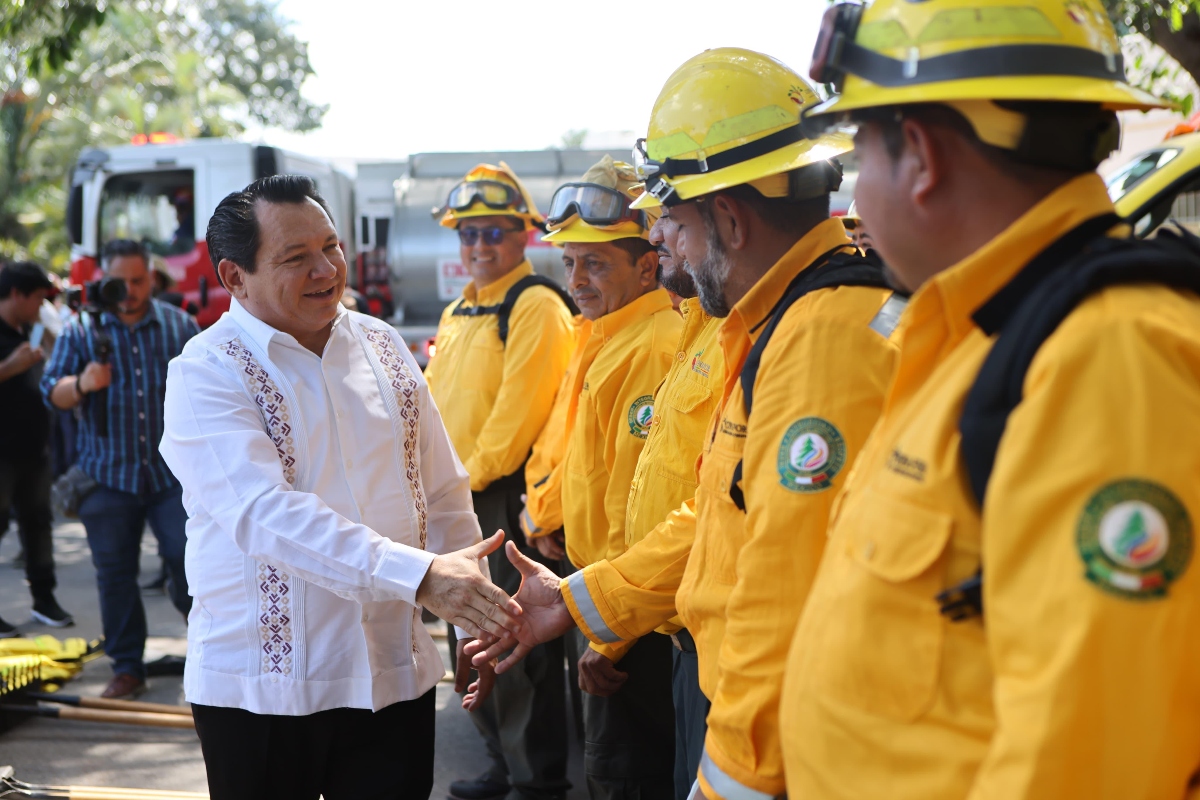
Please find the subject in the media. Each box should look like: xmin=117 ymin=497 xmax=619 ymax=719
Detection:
xmin=671 ymin=633 xmax=710 ymax=800
xmin=191 ymin=691 xmax=436 ymax=800
xmin=577 ymin=629 xmax=676 ymax=800
xmin=0 ymin=454 xmax=55 ymax=596
xmin=453 ymin=483 xmax=571 ymax=800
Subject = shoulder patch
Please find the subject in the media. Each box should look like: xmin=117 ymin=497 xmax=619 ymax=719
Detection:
xmin=627 ymin=395 xmax=654 ymax=439
xmin=778 ymin=417 xmax=845 ymax=493
xmin=1077 ymin=479 xmax=1192 ymax=600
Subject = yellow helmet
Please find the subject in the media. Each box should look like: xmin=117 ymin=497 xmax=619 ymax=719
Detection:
xmin=542 ymin=156 xmax=660 ymax=244
xmin=435 ymin=161 xmax=544 ymax=230
xmin=630 ymin=48 xmax=853 ymax=210
xmin=805 ymin=0 xmax=1167 ymax=122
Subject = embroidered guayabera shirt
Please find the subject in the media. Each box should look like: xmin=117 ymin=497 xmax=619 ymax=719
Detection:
xmin=160 ymin=299 xmax=483 ymax=715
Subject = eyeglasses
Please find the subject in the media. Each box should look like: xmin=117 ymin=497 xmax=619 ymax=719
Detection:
xmin=546 ymin=183 xmax=645 ymax=228
xmin=457 ymin=225 xmax=524 ymax=246
xmin=439 ymin=179 xmax=527 ymax=215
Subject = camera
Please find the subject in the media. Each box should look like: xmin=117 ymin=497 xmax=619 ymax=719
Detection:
xmin=64 ymin=276 xmax=128 ymax=314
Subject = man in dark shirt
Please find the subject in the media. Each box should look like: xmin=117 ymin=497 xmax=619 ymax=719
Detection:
xmin=42 ymin=240 xmax=199 ymax=697
xmin=0 ymin=261 xmax=72 ymax=636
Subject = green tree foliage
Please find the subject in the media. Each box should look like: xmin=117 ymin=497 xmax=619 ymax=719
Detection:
xmin=1 ymin=0 xmax=326 ymax=269
xmin=1107 ymin=0 xmax=1200 ymax=115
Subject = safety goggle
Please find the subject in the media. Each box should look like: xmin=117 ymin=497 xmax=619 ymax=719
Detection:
xmin=546 ymin=183 xmax=645 ymax=228
xmin=457 ymin=224 xmax=524 ymax=246
xmin=438 ymin=179 xmax=527 ymax=215
xmin=808 ymin=2 xmax=1126 ymax=95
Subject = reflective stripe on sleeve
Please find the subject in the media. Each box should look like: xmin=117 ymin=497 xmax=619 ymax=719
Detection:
xmin=700 ymin=750 xmax=777 ymax=800
xmin=564 ymin=570 xmax=623 ymax=644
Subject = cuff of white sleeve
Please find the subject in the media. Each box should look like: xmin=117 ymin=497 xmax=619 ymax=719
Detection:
xmin=453 ymin=626 xmax=471 ymax=642
xmin=375 ymin=542 xmax=437 ymax=607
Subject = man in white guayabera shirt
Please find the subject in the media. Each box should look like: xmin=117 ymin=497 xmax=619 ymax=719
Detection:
xmin=160 ymin=175 xmax=524 ymax=800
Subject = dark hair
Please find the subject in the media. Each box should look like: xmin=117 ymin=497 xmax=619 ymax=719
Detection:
xmin=101 ymin=239 xmax=149 ymax=271
xmin=610 ymin=236 xmax=656 ymax=266
xmin=206 ymin=175 xmax=334 ymax=274
xmin=0 ymin=261 xmax=54 ymax=299
xmin=870 ymin=102 xmax=1113 ymax=177
xmin=698 ymin=184 xmax=830 ymax=241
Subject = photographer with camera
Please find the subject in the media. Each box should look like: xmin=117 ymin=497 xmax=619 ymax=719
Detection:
xmin=0 ymin=261 xmax=72 ymax=636
xmin=41 ymin=239 xmax=200 ymax=699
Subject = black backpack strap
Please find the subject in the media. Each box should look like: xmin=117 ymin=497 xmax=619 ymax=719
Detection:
xmin=729 ymin=249 xmax=898 ymax=511
xmin=946 ymin=219 xmax=1200 ymax=622
xmin=449 ymin=274 xmax=577 ymax=346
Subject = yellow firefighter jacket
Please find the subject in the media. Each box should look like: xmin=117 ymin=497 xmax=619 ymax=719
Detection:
xmin=424 ymin=260 xmax=575 ymax=492
xmin=559 ymin=288 xmax=681 ymax=575
xmin=782 ymin=174 xmax=1200 ymax=800
xmin=523 ymin=316 xmax=586 ymax=537
xmin=562 ymin=298 xmax=722 ymax=639
xmin=655 ymin=219 xmax=899 ymax=800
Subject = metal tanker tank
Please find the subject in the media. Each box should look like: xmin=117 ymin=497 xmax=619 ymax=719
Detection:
xmin=387 ymin=149 xmax=626 ymax=365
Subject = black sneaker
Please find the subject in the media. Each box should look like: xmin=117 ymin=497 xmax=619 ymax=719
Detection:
xmin=447 ymin=772 xmax=510 ymax=800
xmin=0 ymin=615 xmax=17 ymax=638
xmin=31 ymin=594 xmax=75 ymax=628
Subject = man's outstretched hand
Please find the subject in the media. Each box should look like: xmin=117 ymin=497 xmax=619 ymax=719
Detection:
xmin=455 ymin=638 xmax=496 ymax=711
xmin=416 ymin=531 xmax=523 ymax=641
xmin=466 ymin=541 xmax=575 ymax=672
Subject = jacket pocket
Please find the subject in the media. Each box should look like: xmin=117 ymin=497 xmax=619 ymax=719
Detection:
xmin=665 ymin=374 xmax=712 ymax=415
xmin=810 ymin=490 xmax=952 ymax=722
xmin=567 ymin=396 xmax=602 ymax=478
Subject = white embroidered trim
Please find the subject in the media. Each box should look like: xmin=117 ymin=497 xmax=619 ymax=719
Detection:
xmin=220 ymin=337 xmax=297 ymax=676
xmin=220 ymin=338 xmax=297 ymax=486
xmin=361 ymin=328 xmax=429 ymax=549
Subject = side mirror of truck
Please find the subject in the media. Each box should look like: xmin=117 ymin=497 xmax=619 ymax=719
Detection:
xmin=198 ymin=275 xmax=209 ymax=308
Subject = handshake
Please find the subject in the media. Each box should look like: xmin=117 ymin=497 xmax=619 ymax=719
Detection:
xmin=417 ymin=533 xmax=619 ymax=711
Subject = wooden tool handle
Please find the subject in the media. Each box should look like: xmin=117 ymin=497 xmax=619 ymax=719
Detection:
xmin=57 ymin=706 xmax=195 ymax=729
xmin=78 ymin=697 xmax=192 ymax=717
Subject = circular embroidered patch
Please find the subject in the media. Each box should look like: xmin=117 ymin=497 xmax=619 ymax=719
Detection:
xmin=1077 ymin=479 xmax=1192 ymax=600
xmin=777 ymin=417 xmax=845 ymax=493
xmin=627 ymin=395 xmax=654 ymax=439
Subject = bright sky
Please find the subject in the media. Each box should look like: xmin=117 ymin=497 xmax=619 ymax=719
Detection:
xmin=259 ymin=0 xmax=828 ymax=163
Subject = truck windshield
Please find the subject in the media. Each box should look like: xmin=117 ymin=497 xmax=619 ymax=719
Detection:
xmin=100 ymin=169 xmax=196 ymax=256
xmin=1105 ymin=148 xmax=1180 ymax=203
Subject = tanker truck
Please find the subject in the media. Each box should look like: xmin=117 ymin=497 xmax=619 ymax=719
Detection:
xmin=66 ymin=137 xmax=355 ymax=328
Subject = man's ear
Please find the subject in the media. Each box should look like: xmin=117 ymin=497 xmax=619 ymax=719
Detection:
xmin=218 ymin=258 xmax=248 ymax=299
xmin=711 ymin=194 xmax=750 ymax=251
xmin=636 ymin=249 xmax=660 ymax=288
xmin=901 ymin=117 xmax=946 ymax=210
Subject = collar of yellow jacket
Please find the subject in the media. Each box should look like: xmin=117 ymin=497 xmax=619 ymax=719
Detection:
xmin=588 ymin=287 xmax=674 ymax=340
xmin=730 ymin=217 xmax=855 ymax=333
xmin=679 ymin=295 xmax=711 ymax=323
xmin=461 ymin=260 xmax=535 ymax=306
xmin=923 ymin=172 xmax=1122 ymax=341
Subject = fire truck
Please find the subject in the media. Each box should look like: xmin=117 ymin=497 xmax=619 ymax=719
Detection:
xmin=66 ymin=138 xmax=355 ymax=328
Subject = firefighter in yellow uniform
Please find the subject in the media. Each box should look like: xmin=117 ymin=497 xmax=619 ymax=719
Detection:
xmin=425 ymin=162 xmax=576 ymax=800
xmin=540 ymin=156 xmax=682 ymax=799
xmin=783 ymin=1 xmax=1200 ymax=798
xmin=489 ymin=199 xmax=720 ymax=799
xmin=472 ymin=50 xmax=902 ymax=800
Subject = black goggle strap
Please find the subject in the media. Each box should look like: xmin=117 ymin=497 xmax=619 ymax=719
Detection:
xmin=641 ymin=124 xmax=810 ymax=205
xmin=829 ymin=40 xmax=1125 ymax=89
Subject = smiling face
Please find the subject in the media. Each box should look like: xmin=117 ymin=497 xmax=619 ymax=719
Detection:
xmin=221 ymin=197 xmax=347 ymax=351
xmin=650 ymin=211 xmax=696 ymax=298
xmin=562 ymin=240 xmax=658 ymax=321
xmin=458 ymin=214 xmax=528 ymax=289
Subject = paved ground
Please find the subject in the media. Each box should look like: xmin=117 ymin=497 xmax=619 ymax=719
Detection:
xmin=0 ymin=519 xmax=586 ymax=798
